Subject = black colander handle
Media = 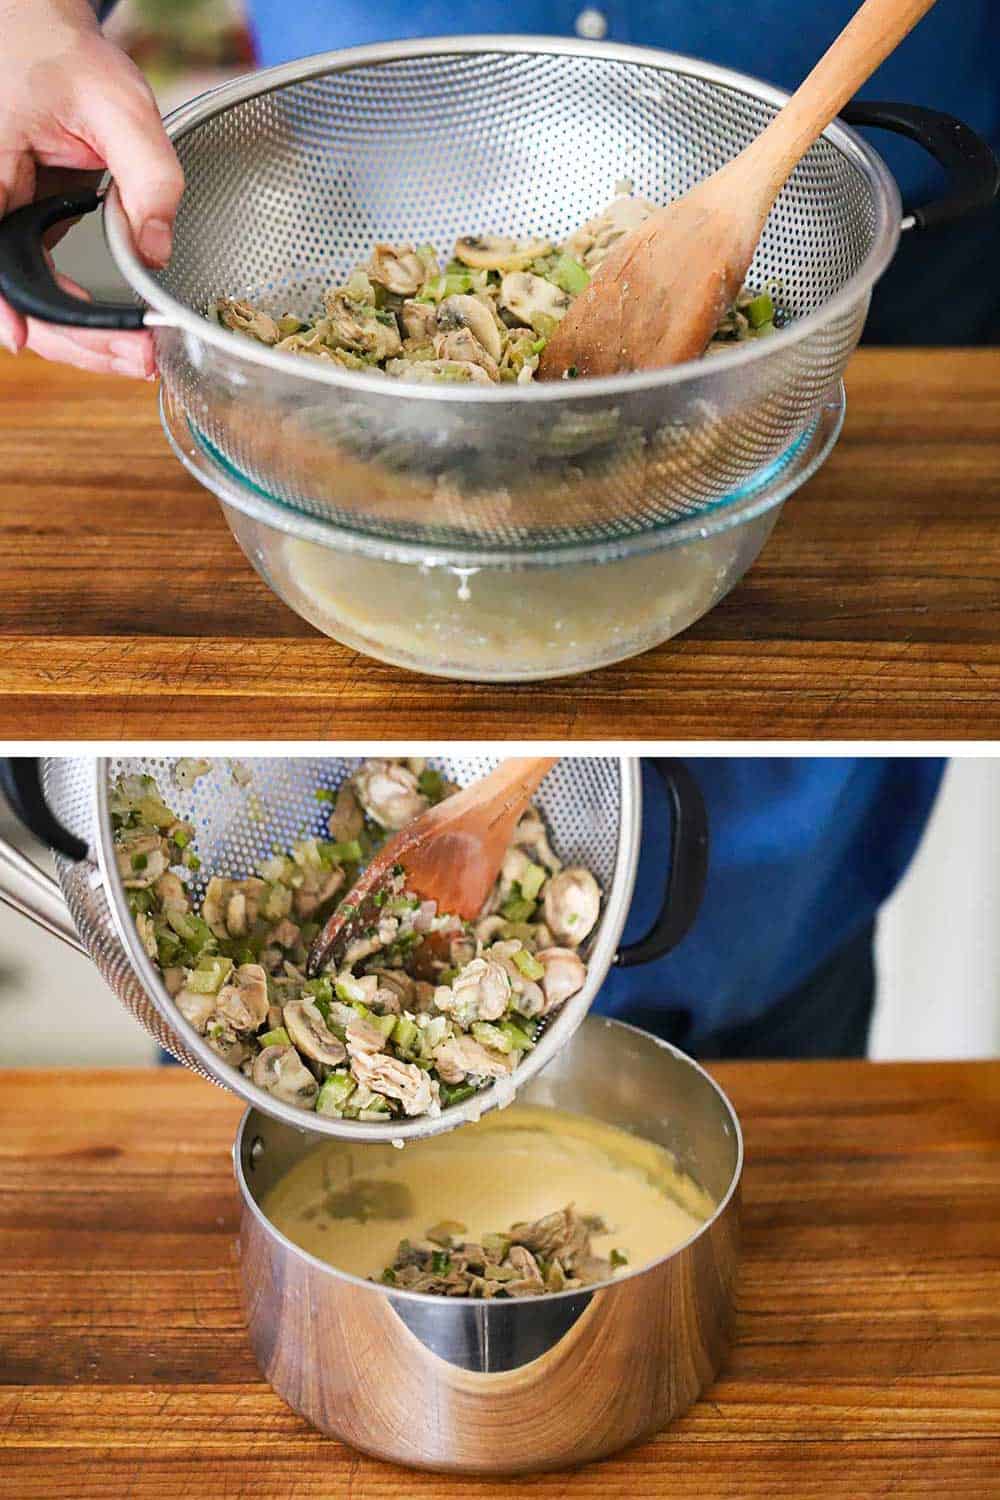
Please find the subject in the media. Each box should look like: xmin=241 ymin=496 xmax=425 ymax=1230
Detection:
xmin=0 ymin=189 xmax=146 ymax=329
xmin=841 ymin=100 xmax=1000 ymax=230
xmin=615 ymin=759 xmax=708 ymax=970
xmin=0 ymin=758 xmax=87 ymax=860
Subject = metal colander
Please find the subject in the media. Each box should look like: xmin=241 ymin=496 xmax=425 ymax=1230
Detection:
xmin=102 ymin=36 xmax=900 ymax=550
xmin=1 ymin=756 xmax=644 ymax=1142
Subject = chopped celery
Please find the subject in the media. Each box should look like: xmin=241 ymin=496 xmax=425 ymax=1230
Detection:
xmin=381 ymin=1267 xmax=397 ymax=1285
xmin=511 ymin=948 xmax=544 ymax=982
xmin=314 ymin=787 xmax=335 ymax=802
xmin=166 ymin=908 xmax=215 ymax=953
xmin=392 ymin=1016 xmax=420 ymax=1054
xmin=173 ymin=828 xmax=191 ymax=849
xmin=259 ymin=1026 xmax=291 ymax=1048
xmin=530 ymin=311 xmax=558 ymax=340
xmin=304 ymin=976 xmax=334 ymax=1006
xmin=419 ymin=1014 xmax=450 ymax=1052
xmin=327 ymin=839 xmax=363 ymax=864
xmin=335 ymin=976 xmax=367 ymax=1004
xmin=548 ymin=252 xmax=589 ymax=296
xmin=746 ymin=292 xmax=774 ymax=329
xmin=373 ymin=1012 xmax=397 ymax=1040
xmin=753 ymin=320 xmax=776 ymax=338
xmin=499 ymin=1019 xmax=535 ymax=1052
xmin=500 ymin=885 xmax=536 ymax=923
xmin=417 ymin=768 xmax=445 ymax=803
xmin=316 ymin=1071 xmax=357 ymax=1116
xmin=185 ymin=955 xmax=233 ymax=995
xmin=440 ymin=1081 xmax=477 ymax=1108
xmin=472 ymin=1021 xmax=511 ymax=1053
xmin=183 ymin=851 xmax=201 ymax=872
xmin=136 ymin=796 xmax=176 ymax=830
xmin=518 ymin=862 xmax=546 ymax=903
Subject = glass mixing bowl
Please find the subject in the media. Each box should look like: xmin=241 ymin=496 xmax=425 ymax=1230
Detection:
xmin=162 ymin=383 xmax=844 ymax=682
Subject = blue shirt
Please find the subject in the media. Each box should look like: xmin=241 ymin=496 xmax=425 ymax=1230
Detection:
xmin=596 ymin=758 xmax=944 ymax=1040
xmin=245 ymin=0 xmax=1000 ymax=341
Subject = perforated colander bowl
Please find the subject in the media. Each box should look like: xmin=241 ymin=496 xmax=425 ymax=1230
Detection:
xmin=0 ymin=756 xmax=663 ymax=1141
xmin=101 ymin=35 xmax=901 ymax=549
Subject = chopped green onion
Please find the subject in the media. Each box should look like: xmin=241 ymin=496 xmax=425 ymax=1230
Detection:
xmin=430 ymin=1250 xmax=452 ymax=1275
xmin=440 ymin=1081 xmax=477 ymax=1108
xmin=417 ymin=768 xmax=445 ymax=803
xmin=472 ymin=1021 xmax=511 ymax=1053
xmin=314 ymin=787 xmax=335 ymax=802
xmin=327 ymin=839 xmax=363 ymax=864
xmin=610 ymin=1248 xmax=629 ymax=1268
xmin=131 ymin=852 xmax=148 ymax=872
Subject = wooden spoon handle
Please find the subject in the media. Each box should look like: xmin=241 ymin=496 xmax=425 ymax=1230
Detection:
xmin=746 ymin=0 xmax=938 ymax=189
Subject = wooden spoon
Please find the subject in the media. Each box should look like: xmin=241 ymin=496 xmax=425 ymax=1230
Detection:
xmin=306 ymin=757 xmax=558 ymax=977
xmin=538 ymin=0 xmax=937 ymax=380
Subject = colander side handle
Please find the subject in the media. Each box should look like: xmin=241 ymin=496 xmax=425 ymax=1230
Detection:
xmin=0 ymin=191 xmax=146 ymax=329
xmin=0 ymin=759 xmax=88 ymax=954
xmin=840 ymin=101 xmax=1000 ymax=230
xmin=614 ymin=759 xmax=708 ymax=970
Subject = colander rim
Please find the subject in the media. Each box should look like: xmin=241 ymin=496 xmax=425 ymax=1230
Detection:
xmin=92 ymin=754 xmax=641 ymax=1145
xmin=103 ymin=33 xmax=902 ymax=404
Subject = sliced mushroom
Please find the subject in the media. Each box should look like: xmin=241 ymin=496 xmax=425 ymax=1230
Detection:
xmin=514 ymin=809 xmax=562 ymax=874
xmin=432 ymin=329 xmax=499 ymax=381
xmin=499 ymin=846 xmax=532 ymax=899
xmin=217 ymin=298 xmax=281 ymax=345
xmin=534 ymin=947 xmax=587 ymax=1011
xmin=353 ymin=759 xmax=428 ymax=831
xmin=367 ymin=243 xmax=427 ymax=297
xmin=542 ymin=869 xmax=601 ymax=946
xmin=453 ymin=234 xmax=550 ymax=271
xmin=134 ymin=911 xmax=156 ymax=961
xmin=327 ymin=782 xmax=363 ymax=844
xmin=252 ymin=1044 xmax=319 ymax=1107
xmin=216 ymin=964 xmax=269 ymax=1032
xmin=283 ymin=998 xmax=347 ymax=1066
xmin=564 ymin=193 xmax=656 ymax=269
xmin=399 ymin=299 xmax=439 ymax=343
xmin=268 ymin=918 xmax=301 ymax=950
xmin=436 ymin=294 xmax=504 ymax=362
xmin=369 ymin=968 xmax=415 ymax=1008
xmin=474 ymin=914 xmax=507 ymax=945
xmin=499 ymin=272 xmax=570 ymax=329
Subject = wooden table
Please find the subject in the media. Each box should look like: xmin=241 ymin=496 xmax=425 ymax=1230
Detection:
xmin=1 ymin=348 xmax=998 ymax=738
xmin=2 ymin=1062 xmax=998 ymax=1497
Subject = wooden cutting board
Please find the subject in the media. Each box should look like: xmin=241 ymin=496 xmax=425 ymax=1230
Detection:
xmin=0 ymin=348 xmax=999 ymax=737
xmin=2 ymin=1060 xmax=998 ymax=1497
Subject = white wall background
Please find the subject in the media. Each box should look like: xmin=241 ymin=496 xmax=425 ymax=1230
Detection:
xmin=1 ymin=758 xmax=997 ymax=1068
xmin=872 ymin=757 xmax=1000 ymax=1059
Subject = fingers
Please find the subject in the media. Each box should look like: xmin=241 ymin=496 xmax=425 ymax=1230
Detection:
xmin=0 ymin=150 xmax=36 ymax=352
xmin=79 ymin=71 xmax=184 ymax=270
xmin=25 ymin=273 xmax=155 ymax=378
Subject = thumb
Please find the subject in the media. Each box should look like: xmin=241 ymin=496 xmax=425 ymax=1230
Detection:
xmin=83 ymin=87 xmax=185 ymax=269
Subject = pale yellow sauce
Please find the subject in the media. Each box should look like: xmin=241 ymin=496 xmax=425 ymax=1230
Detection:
xmin=262 ymin=1104 xmax=716 ymax=1283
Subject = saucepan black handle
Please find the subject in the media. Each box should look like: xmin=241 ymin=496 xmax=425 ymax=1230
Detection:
xmin=0 ymin=190 xmax=145 ymax=329
xmin=840 ymin=100 xmax=1000 ymax=230
xmin=615 ymin=759 xmax=708 ymax=969
xmin=0 ymin=758 xmax=88 ymax=861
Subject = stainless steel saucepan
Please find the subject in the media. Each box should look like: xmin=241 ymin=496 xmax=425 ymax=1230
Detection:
xmin=236 ymin=1014 xmax=743 ymax=1473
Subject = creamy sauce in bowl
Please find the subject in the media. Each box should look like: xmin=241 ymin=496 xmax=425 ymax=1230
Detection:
xmin=262 ymin=1103 xmax=716 ymax=1285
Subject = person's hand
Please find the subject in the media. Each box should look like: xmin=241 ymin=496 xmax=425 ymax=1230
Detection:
xmin=0 ymin=0 xmax=184 ymax=377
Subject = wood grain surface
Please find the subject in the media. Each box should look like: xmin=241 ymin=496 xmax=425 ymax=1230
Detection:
xmin=2 ymin=1062 xmax=998 ymax=1497
xmin=0 ymin=348 xmax=999 ymax=738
